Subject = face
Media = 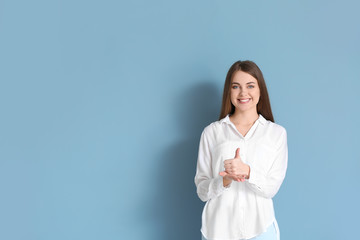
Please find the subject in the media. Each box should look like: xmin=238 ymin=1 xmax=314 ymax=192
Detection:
xmin=230 ymin=70 xmax=260 ymax=114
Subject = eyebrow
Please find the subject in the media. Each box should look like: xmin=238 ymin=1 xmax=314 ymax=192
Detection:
xmin=232 ymin=82 xmax=256 ymax=85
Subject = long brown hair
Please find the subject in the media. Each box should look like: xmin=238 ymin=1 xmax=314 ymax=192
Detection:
xmin=219 ymin=60 xmax=275 ymax=122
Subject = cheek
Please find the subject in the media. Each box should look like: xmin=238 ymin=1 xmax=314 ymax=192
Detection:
xmin=230 ymin=91 xmax=238 ymax=105
xmin=253 ymin=89 xmax=260 ymax=99
xmin=230 ymin=89 xmax=237 ymax=99
xmin=250 ymin=90 xmax=260 ymax=104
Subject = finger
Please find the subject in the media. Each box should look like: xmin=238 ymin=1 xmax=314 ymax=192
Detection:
xmin=227 ymin=173 xmax=238 ymax=181
xmin=235 ymin=147 xmax=240 ymax=158
xmin=230 ymin=174 xmax=240 ymax=182
xmin=224 ymin=160 xmax=232 ymax=165
xmin=224 ymin=165 xmax=234 ymax=171
xmin=224 ymin=162 xmax=231 ymax=168
xmin=234 ymin=175 xmax=243 ymax=181
xmin=230 ymin=175 xmax=239 ymax=181
xmin=219 ymin=171 xmax=227 ymax=177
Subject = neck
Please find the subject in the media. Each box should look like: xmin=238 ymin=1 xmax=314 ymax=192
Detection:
xmin=230 ymin=110 xmax=259 ymax=126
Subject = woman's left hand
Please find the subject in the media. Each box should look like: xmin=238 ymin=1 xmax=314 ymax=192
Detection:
xmin=222 ymin=148 xmax=250 ymax=180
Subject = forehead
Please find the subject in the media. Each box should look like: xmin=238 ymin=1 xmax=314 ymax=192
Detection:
xmin=231 ymin=71 xmax=257 ymax=84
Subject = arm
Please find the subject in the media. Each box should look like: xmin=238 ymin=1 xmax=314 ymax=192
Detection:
xmin=194 ymin=129 xmax=230 ymax=202
xmin=246 ymin=129 xmax=288 ymax=199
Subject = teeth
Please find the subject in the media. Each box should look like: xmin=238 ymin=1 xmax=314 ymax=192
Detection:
xmin=240 ymin=99 xmax=250 ymax=102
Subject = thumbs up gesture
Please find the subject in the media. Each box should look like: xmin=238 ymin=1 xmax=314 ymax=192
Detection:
xmin=219 ymin=148 xmax=250 ymax=182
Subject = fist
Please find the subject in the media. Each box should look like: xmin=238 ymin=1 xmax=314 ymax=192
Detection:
xmin=220 ymin=148 xmax=250 ymax=181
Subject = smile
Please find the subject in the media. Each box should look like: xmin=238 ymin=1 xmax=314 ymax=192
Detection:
xmin=238 ymin=98 xmax=251 ymax=104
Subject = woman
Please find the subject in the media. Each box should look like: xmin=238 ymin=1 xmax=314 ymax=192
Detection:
xmin=194 ymin=60 xmax=288 ymax=240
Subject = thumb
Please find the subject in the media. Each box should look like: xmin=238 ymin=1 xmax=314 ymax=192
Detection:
xmin=219 ymin=171 xmax=228 ymax=177
xmin=235 ymin=147 xmax=240 ymax=158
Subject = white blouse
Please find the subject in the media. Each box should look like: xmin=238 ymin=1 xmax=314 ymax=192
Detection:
xmin=194 ymin=114 xmax=288 ymax=240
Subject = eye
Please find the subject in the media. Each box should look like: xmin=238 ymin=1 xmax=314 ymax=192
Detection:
xmin=232 ymin=85 xmax=238 ymax=89
xmin=248 ymin=85 xmax=254 ymax=89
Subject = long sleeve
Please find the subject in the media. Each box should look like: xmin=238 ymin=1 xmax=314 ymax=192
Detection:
xmin=194 ymin=128 xmax=229 ymax=202
xmin=246 ymin=128 xmax=288 ymax=199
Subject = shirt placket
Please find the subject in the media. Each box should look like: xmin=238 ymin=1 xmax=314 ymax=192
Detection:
xmin=227 ymin=123 xmax=247 ymax=233
xmin=227 ymin=120 xmax=259 ymax=235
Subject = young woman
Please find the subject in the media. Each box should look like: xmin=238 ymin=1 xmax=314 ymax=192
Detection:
xmin=194 ymin=60 xmax=288 ymax=240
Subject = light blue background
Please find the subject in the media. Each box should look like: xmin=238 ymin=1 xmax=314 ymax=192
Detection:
xmin=0 ymin=0 xmax=359 ymax=239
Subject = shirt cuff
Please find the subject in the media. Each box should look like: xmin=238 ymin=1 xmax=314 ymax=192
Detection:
xmin=247 ymin=164 xmax=265 ymax=187
xmin=211 ymin=175 xmax=230 ymax=197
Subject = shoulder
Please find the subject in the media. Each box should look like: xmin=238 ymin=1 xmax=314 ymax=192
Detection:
xmin=267 ymin=121 xmax=287 ymax=135
xmin=259 ymin=115 xmax=287 ymax=144
xmin=201 ymin=118 xmax=227 ymax=139
xmin=202 ymin=120 xmax=222 ymax=135
xmin=257 ymin=114 xmax=286 ymax=135
xmin=262 ymin=120 xmax=287 ymax=149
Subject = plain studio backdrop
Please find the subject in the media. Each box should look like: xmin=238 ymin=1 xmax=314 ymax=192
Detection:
xmin=0 ymin=0 xmax=359 ymax=240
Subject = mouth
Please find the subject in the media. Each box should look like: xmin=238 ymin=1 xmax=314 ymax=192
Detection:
xmin=237 ymin=98 xmax=251 ymax=104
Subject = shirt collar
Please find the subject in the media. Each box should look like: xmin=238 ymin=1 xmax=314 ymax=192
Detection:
xmin=220 ymin=113 xmax=267 ymax=126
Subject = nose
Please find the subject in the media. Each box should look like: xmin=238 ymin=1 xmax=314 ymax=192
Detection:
xmin=239 ymin=88 xmax=248 ymax=96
